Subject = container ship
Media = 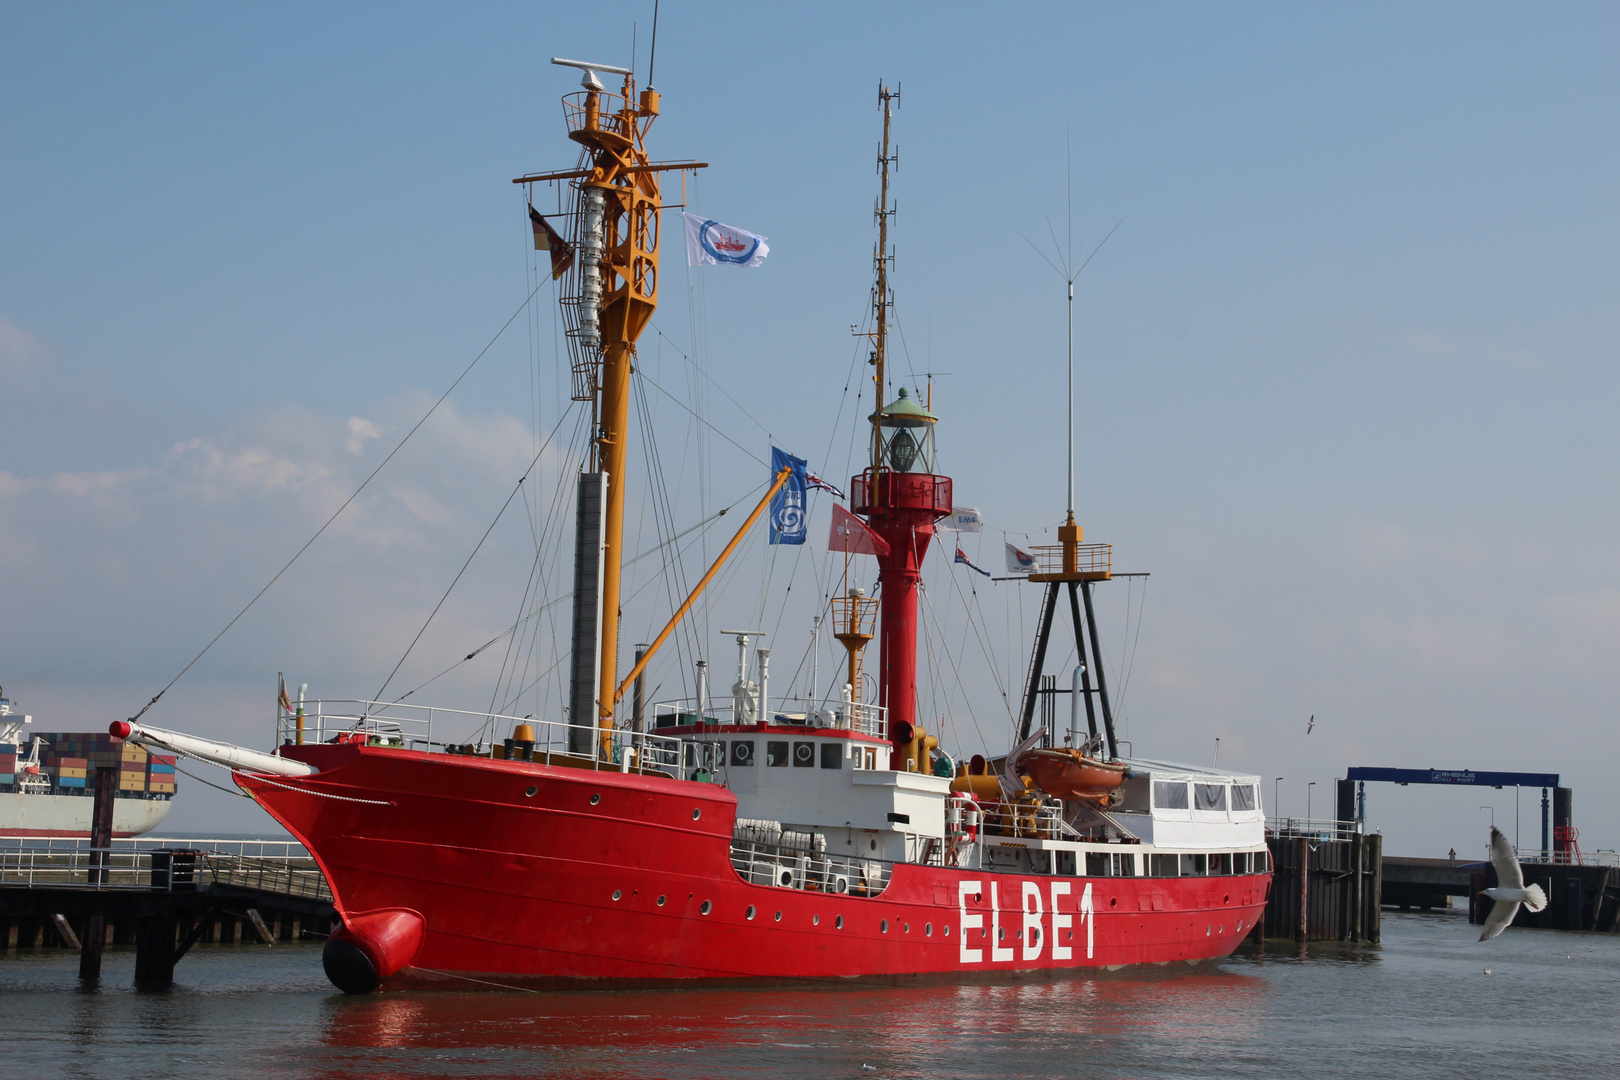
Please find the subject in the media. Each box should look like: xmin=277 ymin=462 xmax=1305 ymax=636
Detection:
xmin=115 ymin=59 xmax=1272 ymax=992
xmin=1 ymin=690 xmax=175 ymax=838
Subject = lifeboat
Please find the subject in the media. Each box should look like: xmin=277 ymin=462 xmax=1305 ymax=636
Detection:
xmin=1021 ymin=747 xmax=1131 ymax=805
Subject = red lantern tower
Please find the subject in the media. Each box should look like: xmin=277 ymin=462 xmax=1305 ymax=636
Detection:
xmin=850 ymin=85 xmax=952 ymax=767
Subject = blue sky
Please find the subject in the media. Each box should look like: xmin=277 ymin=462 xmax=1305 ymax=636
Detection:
xmin=3 ymin=1 xmax=1617 ymax=853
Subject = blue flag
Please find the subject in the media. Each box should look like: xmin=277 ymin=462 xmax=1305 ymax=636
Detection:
xmin=769 ymin=447 xmax=808 ymax=545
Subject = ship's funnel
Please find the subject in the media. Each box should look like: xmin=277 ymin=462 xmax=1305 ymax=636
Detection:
xmin=110 ymin=720 xmax=318 ymax=777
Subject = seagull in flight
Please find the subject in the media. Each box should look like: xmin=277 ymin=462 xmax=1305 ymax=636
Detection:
xmin=1479 ymin=826 xmax=1547 ymax=941
xmin=1306 ymin=715 xmax=1315 ymax=734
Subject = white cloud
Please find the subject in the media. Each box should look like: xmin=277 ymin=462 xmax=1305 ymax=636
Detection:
xmin=1359 ymin=614 xmax=1508 ymax=672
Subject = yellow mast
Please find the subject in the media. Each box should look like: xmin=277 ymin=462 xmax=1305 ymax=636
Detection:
xmin=518 ymin=60 xmax=704 ymax=749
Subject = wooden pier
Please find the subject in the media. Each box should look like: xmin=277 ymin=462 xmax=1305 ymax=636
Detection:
xmin=1253 ymin=822 xmax=1382 ymax=943
xmin=0 ymin=839 xmax=335 ymax=985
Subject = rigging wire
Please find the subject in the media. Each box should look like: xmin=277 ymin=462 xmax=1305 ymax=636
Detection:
xmin=372 ymin=400 xmax=578 ymax=706
xmin=121 ymin=274 xmax=554 ymax=727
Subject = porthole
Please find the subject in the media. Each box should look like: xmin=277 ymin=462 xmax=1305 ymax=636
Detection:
xmin=835 ymin=915 xmax=844 ymax=929
xmin=589 ymin=793 xmax=601 ymax=805
xmin=944 ymin=925 xmax=951 ymax=937
xmin=1206 ymin=925 xmax=1212 ymax=936
xmin=1224 ymin=895 xmax=1230 ymax=904
xmin=692 ymin=808 xmax=701 ymax=820
xmin=870 ymin=840 xmax=877 ymax=851
xmin=974 ymin=892 xmax=983 ymax=903
xmin=700 ymin=900 xmax=712 ymax=915
xmin=881 ymin=919 xmax=889 ymax=933
xmin=903 ymin=923 xmax=910 ymax=934
xmin=998 ymin=927 xmax=1005 ymax=941
xmin=1110 ymin=897 xmax=1117 ymax=907
xmin=925 ymin=923 xmax=933 ymax=937
xmin=812 ymin=914 xmax=820 ymax=926
xmin=524 ymin=785 xmax=537 ymax=797
xmin=746 ymin=905 xmax=756 ymax=921
xmin=1237 ymin=920 xmax=1244 ymax=932
xmin=612 ymin=889 xmax=622 ymax=901
xmin=657 ymin=895 xmax=667 ymax=907
xmin=774 ymin=910 xmax=782 ymax=922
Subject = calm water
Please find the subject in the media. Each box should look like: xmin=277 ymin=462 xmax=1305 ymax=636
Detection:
xmin=5 ymin=913 xmax=1618 ymax=1079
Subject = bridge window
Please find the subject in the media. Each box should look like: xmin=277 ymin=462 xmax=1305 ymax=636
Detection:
xmin=1180 ymin=853 xmax=1207 ymax=876
xmin=1231 ymin=784 xmax=1256 ymax=811
xmin=1085 ymin=852 xmax=1111 ymax=876
xmin=1195 ymin=784 xmax=1227 ymax=811
xmin=1055 ymin=851 xmax=1077 ymax=876
xmin=1209 ymin=852 xmax=1227 ymax=875
xmin=766 ymin=741 xmax=789 ymax=767
xmin=1153 ymin=781 xmax=1189 ymax=809
xmin=1255 ymin=849 xmax=1270 ymax=873
xmin=1232 ymin=851 xmax=1251 ymax=874
xmin=1115 ymin=853 xmax=1137 ymax=877
xmin=1149 ymin=853 xmax=1179 ymax=876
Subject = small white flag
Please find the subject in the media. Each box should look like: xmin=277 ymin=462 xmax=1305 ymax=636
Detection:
xmin=1005 ymin=542 xmax=1037 ymax=574
xmin=684 ymin=212 xmax=769 ymax=267
xmin=942 ymin=506 xmax=982 ymax=533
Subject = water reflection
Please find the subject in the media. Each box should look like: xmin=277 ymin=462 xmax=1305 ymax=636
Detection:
xmin=315 ymin=969 xmax=1269 ymax=1080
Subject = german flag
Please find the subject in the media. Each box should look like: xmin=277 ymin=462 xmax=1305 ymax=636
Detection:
xmin=530 ymin=205 xmax=575 ymax=281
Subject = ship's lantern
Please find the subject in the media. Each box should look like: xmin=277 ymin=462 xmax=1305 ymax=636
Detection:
xmin=873 ymin=387 xmax=937 ymax=474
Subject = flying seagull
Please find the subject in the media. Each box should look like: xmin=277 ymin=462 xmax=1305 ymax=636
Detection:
xmin=1306 ymin=715 xmax=1315 ymax=734
xmin=1479 ymin=826 xmax=1547 ymax=941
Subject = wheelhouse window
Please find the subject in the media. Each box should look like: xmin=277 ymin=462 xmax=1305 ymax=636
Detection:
xmin=1194 ymin=783 xmax=1227 ymax=811
xmin=1153 ymin=781 xmax=1189 ymax=809
xmin=1231 ymin=784 xmax=1257 ymax=811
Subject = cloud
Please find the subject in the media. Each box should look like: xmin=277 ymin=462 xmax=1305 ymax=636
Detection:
xmin=1359 ymin=614 xmax=1508 ymax=672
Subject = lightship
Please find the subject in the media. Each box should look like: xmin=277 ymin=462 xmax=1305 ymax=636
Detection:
xmin=115 ymin=60 xmax=1272 ymax=992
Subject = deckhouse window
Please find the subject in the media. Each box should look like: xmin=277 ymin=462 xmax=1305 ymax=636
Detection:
xmin=793 ymin=741 xmax=815 ymax=767
xmin=1153 ymin=781 xmax=1189 ymax=809
xmin=766 ymin=741 xmax=789 ymax=767
xmin=1195 ymin=784 xmax=1227 ymax=811
xmin=1149 ymin=853 xmax=1178 ymax=876
xmin=1231 ymin=784 xmax=1257 ymax=811
xmin=820 ymin=742 xmax=843 ymax=769
xmin=731 ymin=741 xmax=755 ymax=767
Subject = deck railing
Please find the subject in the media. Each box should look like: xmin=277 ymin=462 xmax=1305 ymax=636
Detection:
xmin=650 ymin=694 xmax=888 ymax=741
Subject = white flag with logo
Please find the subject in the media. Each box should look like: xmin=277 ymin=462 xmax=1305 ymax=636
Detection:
xmin=942 ymin=506 xmax=982 ymax=533
xmin=1006 ymin=542 xmax=1037 ymax=574
xmin=684 ymin=212 xmax=769 ymax=268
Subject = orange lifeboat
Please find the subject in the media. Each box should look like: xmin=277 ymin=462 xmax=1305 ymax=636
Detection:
xmin=1022 ymin=748 xmax=1131 ymax=805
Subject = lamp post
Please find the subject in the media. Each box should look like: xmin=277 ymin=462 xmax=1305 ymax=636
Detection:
xmin=1307 ymin=781 xmax=1316 ymax=823
xmin=1274 ymin=777 xmax=1284 ymax=821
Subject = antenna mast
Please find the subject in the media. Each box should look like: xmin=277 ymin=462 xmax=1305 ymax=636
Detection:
xmin=870 ymin=83 xmax=898 ymax=469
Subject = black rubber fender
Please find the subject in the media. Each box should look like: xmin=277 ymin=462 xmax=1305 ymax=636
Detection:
xmin=322 ymin=935 xmax=379 ymax=994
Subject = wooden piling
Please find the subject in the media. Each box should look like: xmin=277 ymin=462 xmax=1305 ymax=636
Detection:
xmin=78 ymin=766 xmax=117 ymax=980
xmin=1295 ymin=837 xmax=1310 ymax=942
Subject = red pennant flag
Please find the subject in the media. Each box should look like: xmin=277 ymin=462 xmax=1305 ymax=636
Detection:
xmin=829 ymin=503 xmax=889 ymax=558
xmin=529 ymin=206 xmax=575 ymax=281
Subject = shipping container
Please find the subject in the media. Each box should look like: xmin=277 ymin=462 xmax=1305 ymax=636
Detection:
xmin=57 ymin=776 xmax=87 ymax=788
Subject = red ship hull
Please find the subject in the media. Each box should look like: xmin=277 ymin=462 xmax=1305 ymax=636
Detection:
xmin=241 ymin=743 xmax=1271 ymax=988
